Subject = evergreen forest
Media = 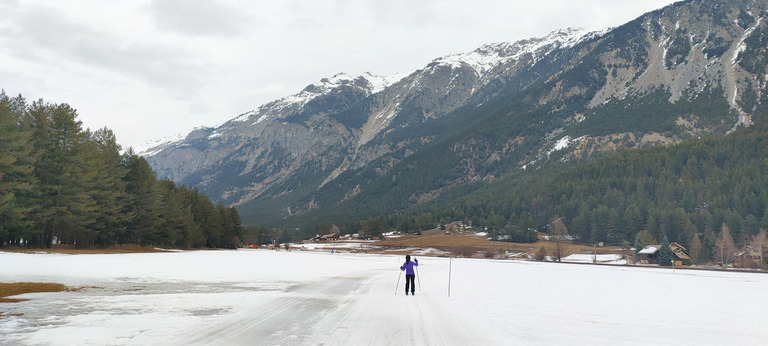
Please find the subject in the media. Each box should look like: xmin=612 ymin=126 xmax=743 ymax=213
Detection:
xmin=0 ymin=92 xmax=242 ymax=249
xmin=391 ymin=122 xmax=768 ymax=265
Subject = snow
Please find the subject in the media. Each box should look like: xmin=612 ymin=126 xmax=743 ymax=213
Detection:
xmin=431 ymin=28 xmax=597 ymax=80
xmin=236 ymin=71 xmax=403 ymax=126
xmin=290 ymin=241 xmax=380 ymax=252
xmin=131 ymin=131 xmax=188 ymax=157
xmin=639 ymin=246 xmax=660 ymax=255
xmin=554 ymin=136 xmax=572 ymax=151
xmin=137 ymin=70 xmax=404 ymax=156
xmin=2 ymin=250 xmax=767 ymax=345
xmin=132 ymin=126 xmax=212 ymax=157
xmin=561 ymin=253 xmax=626 ymax=264
xmin=548 ymin=135 xmax=585 ymax=156
xmin=363 ymin=72 xmax=407 ymax=94
xmin=731 ymin=17 xmax=763 ymax=65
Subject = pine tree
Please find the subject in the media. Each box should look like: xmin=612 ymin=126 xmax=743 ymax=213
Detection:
xmin=659 ymin=235 xmax=674 ymax=266
xmin=123 ymin=153 xmax=160 ymax=245
xmin=0 ymin=92 xmax=35 ymax=245
xmin=28 ymin=102 xmax=95 ymax=247
xmin=88 ymin=128 xmax=131 ymax=247
xmin=633 ymin=232 xmax=643 ymax=259
xmin=157 ymin=179 xmax=192 ymax=248
xmin=218 ymin=203 xmax=242 ymax=248
xmin=199 ymin=196 xmax=223 ymax=248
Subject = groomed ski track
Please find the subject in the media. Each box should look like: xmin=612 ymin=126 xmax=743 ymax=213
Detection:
xmin=185 ymin=258 xmax=479 ymax=345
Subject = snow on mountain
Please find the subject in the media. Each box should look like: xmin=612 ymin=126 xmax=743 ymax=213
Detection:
xmin=228 ymin=72 xmax=405 ymax=128
xmin=431 ymin=28 xmax=597 ymax=79
xmin=136 ymin=72 xmax=406 ymax=158
xmin=547 ymin=135 xmax=586 ymax=157
xmin=362 ymin=71 xmax=408 ymax=94
xmin=138 ymin=29 xmax=595 ymax=159
xmin=132 ymin=128 xmax=204 ymax=157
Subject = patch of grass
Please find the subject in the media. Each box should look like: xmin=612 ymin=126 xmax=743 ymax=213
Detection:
xmin=2 ymin=244 xmax=171 ymax=254
xmin=374 ymin=231 xmax=621 ymax=258
xmin=0 ymin=282 xmax=69 ymax=303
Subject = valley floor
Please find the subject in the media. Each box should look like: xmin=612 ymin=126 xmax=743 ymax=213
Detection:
xmin=1 ymin=250 xmax=767 ymax=345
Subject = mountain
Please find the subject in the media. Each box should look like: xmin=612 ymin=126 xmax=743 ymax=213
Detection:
xmin=140 ymin=0 xmax=768 ymax=231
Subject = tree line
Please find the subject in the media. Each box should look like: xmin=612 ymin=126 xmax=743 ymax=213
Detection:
xmin=0 ymin=92 xmax=242 ymax=249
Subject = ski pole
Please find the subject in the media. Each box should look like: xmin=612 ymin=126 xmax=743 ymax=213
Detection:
xmin=395 ymin=270 xmax=402 ymax=294
xmin=415 ymin=262 xmax=421 ymax=290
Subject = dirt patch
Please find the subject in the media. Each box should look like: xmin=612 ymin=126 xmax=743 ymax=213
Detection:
xmin=378 ymin=232 xmax=537 ymax=257
xmin=0 ymin=282 xmax=69 ymax=303
xmin=376 ymin=231 xmax=621 ymax=259
xmin=2 ymin=244 xmax=173 ymax=254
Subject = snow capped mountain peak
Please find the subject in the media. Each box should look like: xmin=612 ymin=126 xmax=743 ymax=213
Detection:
xmin=230 ymin=71 xmax=406 ymax=127
xmin=139 ymin=28 xmax=602 ymax=159
xmin=430 ymin=28 xmax=599 ymax=78
xmin=132 ymin=127 xmax=206 ymax=157
xmin=310 ymin=71 xmax=406 ymax=94
xmin=362 ymin=71 xmax=408 ymax=94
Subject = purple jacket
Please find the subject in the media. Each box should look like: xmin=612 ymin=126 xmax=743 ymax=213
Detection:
xmin=400 ymin=259 xmax=418 ymax=274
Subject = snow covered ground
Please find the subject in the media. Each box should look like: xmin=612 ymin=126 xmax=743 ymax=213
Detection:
xmin=1 ymin=249 xmax=767 ymax=345
xmin=561 ymin=253 xmax=626 ymax=264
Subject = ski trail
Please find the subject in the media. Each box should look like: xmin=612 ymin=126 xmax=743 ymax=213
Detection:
xmin=307 ymin=258 xmax=480 ymax=345
xmin=184 ymin=256 xmax=487 ymax=345
xmin=183 ymin=276 xmax=364 ymax=345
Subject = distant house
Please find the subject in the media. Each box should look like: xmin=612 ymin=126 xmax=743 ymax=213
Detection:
xmin=734 ymin=245 xmax=763 ymax=268
xmin=638 ymin=242 xmax=691 ymax=265
xmin=669 ymin=242 xmax=692 ymax=265
xmin=638 ymin=245 xmax=660 ymax=264
xmin=312 ymin=233 xmax=340 ymax=243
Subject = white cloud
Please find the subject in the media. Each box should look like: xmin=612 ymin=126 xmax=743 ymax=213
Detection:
xmin=145 ymin=0 xmax=248 ymax=37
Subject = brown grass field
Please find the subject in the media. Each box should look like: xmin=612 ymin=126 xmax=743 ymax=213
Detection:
xmin=375 ymin=229 xmax=620 ymax=258
xmin=2 ymin=244 xmax=170 ymax=255
xmin=0 ymin=282 xmax=69 ymax=303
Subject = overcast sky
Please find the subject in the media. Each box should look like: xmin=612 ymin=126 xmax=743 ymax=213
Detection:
xmin=0 ymin=0 xmax=679 ymax=149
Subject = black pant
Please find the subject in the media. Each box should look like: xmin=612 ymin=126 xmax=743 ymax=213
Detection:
xmin=405 ymin=274 xmax=415 ymax=293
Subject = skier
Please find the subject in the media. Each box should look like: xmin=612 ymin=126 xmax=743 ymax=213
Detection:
xmin=400 ymin=255 xmax=418 ymax=295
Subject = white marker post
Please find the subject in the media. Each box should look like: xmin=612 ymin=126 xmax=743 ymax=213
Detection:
xmin=448 ymin=256 xmax=452 ymax=297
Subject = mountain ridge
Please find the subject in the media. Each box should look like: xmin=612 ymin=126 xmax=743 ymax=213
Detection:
xmin=141 ymin=0 xmax=768 ymax=230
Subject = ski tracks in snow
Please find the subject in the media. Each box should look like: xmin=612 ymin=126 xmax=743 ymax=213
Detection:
xmin=184 ymin=276 xmax=364 ymax=345
xmin=185 ymin=259 xmax=479 ymax=345
xmin=306 ymin=263 xmax=480 ymax=345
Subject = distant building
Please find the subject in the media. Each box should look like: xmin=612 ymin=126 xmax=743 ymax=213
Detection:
xmin=638 ymin=245 xmax=660 ymax=264
xmin=638 ymin=242 xmax=692 ymax=265
xmin=312 ymin=233 xmax=339 ymax=243
xmin=669 ymin=242 xmax=692 ymax=265
xmin=734 ymin=245 xmax=764 ymax=268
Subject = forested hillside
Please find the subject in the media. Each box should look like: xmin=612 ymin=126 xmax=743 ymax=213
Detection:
xmin=278 ymin=123 xmax=768 ymax=266
xmin=390 ymin=123 xmax=768 ymax=263
xmin=0 ymin=92 xmax=242 ymax=249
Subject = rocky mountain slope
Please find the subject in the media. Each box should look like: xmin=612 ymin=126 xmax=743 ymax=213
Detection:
xmin=140 ymin=0 xmax=768 ymax=228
